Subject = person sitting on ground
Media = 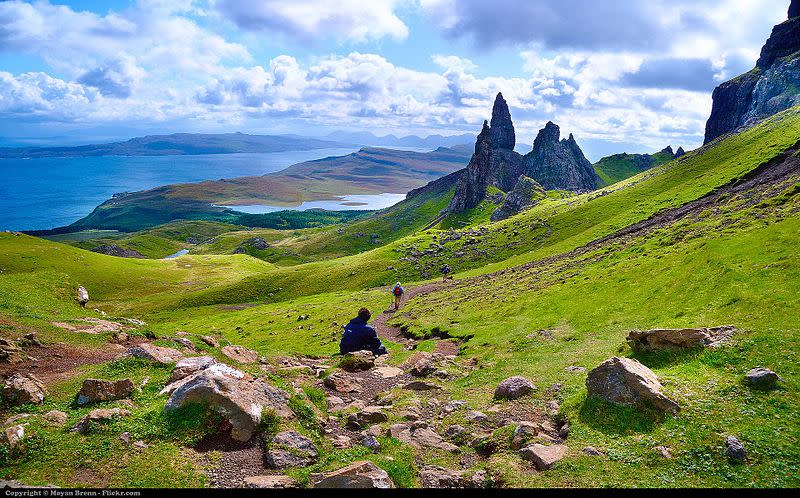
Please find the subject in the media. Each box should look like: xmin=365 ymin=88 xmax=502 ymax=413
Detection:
xmin=391 ymin=282 xmax=405 ymax=310
xmin=339 ymin=308 xmax=387 ymax=356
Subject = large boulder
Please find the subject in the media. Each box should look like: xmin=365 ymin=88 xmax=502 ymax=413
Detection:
xmin=2 ymin=374 xmax=46 ymax=406
xmin=77 ymin=379 xmax=134 ymax=405
xmin=520 ymin=443 xmax=568 ymax=470
xmin=162 ymin=363 xmax=291 ymax=442
xmin=265 ymin=431 xmax=318 ymax=469
xmin=311 ymin=461 xmax=394 ymax=488
xmin=221 ymin=345 xmax=260 ymax=364
xmin=323 ymin=372 xmax=362 ymax=393
xmin=494 ymin=376 xmax=535 ymax=400
xmin=407 ymin=352 xmax=436 ymax=377
xmin=745 ymin=367 xmax=783 ymax=390
xmin=122 ymin=343 xmax=183 ymax=364
xmin=586 ymin=357 xmax=680 ymax=415
xmin=1 ymin=425 xmax=25 ymax=451
xmin=626 ymin=326 xmax=736 ymax=352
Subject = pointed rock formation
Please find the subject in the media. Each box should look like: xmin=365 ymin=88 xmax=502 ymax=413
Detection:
xmin=523 ymin=122 xmax=601 ymax=191
xmin=705 ymin=3 xmax=800 ymax=143
xmin=489 ymin=92 xmax=515 ymax=151
xmin=448 ymin=121 xmax=494 ymax=212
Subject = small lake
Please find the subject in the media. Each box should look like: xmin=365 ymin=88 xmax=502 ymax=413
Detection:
xmin=220 ymin=193 xmax=408 ymax=214
xmin=0 ymin=147 xmax=358 ymax=231
xmin=163 ymin=249 xmax=190 ymax=259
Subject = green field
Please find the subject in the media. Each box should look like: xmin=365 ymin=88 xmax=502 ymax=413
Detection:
xmin=1 ymin=108 xmax=799 ymax=488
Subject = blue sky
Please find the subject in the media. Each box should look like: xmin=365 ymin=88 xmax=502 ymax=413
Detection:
xmin=0 ymin=0 xmax=789 ymax=159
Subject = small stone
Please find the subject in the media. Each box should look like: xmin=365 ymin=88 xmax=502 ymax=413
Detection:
xmin=265 ymin=431 xmax=318 ymax=469
xmin=565 ymin=365 xmax=586 ymax=373
xmin=71 ymin=408 xmax=131 ymax=434
xmin=441 ymin=400 xmax=467 ymax=414
xmin=121 ymin=343 xmax=183 ymax=364
xmin=201 ymin=336 xmax=220 ymax=348
xmin=654 ymin=446 xmax=672 ymax=459
xmin=519 ymin=443 xmax=568 ymax=470
xmin=582 ymin=446 xmax=602 ymax=456
xmin=725 ymin=436 xmax=747 ymax=463
xmin=119 ymin=432 xmax=131 ymax=444
xmin=42 ymin=410 xmax=68 ymax=427
xmin=361 ymin=435 xmax=381 ymax=452
xmin=511 ymin=422 xmax=540 ymax=450
xmin=745 ymin=367 xmax=782 ymax=390
xmin=465 ymin=410 xmax=489 ymax=423
xmin=494 ymin=376 xmax=535 ymax=400
xmin=332 ymin=435 xmax=353 ymax=449
xmin=402 ymin=381 xmax=439 ymax=391
xmin=221 ymin=345 xmax=259 ymax=364
xmin=312 ymin=460 xmax=394 ymax=488
xmin=372 ymin=366 xmax=403 ymax=379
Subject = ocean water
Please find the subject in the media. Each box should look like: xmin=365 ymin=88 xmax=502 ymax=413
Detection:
xmin=0 ymin=148 xmax=357 ymax=231
xmin=220 ymin=193 xmax=408 ymax=214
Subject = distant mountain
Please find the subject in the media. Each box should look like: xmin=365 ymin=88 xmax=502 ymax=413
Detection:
xmin=0 ymin=132 xmax=348 ymax=158
xmin=704 ymin=3 xmax=800 ymax=143
xmin=325 ymin=130 xmax=475 ymax=149
xmin=593 ymin=146 xmax=686 ymax=185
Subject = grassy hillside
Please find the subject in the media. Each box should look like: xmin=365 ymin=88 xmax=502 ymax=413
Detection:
xmin=593 ymin=147 xmax=677 ymax=185
xmin=1 ymin=107 xmax=800 ymax=488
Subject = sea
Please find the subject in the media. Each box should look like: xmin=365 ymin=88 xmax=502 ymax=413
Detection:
xmin=0 ymin=148 xmax=365 ymax=231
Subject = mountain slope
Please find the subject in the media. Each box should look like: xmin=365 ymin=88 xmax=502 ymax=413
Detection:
xmin=593 ymin=146 xmax=685 ymax=185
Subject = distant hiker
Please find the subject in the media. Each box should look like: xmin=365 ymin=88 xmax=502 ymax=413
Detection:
xmin=441 ymin=264 xmax=451 ymax=282
xmin=77 ymin=286 xmax=89 ymax=308
xmin=391 ymin=282 xmax=405 ymax=310
xmin=340 ymin=308 xmax=387 ymax=356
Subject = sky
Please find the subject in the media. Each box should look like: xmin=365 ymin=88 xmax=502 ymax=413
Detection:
xmin=0 ymin=0 xmax=790 ymax=159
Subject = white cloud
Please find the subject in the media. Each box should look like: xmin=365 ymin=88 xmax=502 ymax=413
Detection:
xmin=211 ymin=0 xmax=410 ymax=43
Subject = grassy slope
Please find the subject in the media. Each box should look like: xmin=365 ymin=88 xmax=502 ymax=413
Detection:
xmin=593 ymin=149 xmax=675 ymax=185
xmin=2 ymin=108 xmax=800 ymax=487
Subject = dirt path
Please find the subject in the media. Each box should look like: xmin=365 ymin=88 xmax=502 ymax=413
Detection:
xmin=371 ymin=281 xmax=455 ymax=344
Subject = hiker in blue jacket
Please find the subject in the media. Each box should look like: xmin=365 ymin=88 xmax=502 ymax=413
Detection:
xmin=339 ymin=308 xmax=387 ymax=356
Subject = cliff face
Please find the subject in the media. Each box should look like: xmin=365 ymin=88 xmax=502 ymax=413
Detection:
xmin=705 ymin=4 xmax=800 ymax=143
xmin=522 ymin=122 xmax=602 ymax=191
xmin=448 ymin=121 xmax=494 ymax=212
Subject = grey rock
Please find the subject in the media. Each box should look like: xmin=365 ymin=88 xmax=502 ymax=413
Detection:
xmin=627 ymin=326 xmax=736 ymax=352
xmin=582 ymin=446 xmax=603 ymax=456
xmin=725 ymin=436 xmax=747 ymax=463
xmin=361 ymin=434 xmax=381 ymax=452
xmin=522 ymin=122 xmax=601 ymax=191
xmin=491 ymin=175 xmax=545 ymax=221
xmin=494 ymin=376 xmax=535 ymax=400
xmin=121 ymin=343 xmax=183 ymax=364
xmin=77 ymin=378 xmax=134 ymax=405
xmin=266 ymin=431 xmax=318 ymax=469
xmin=586 ymin=357 xmax=680 ymax=415
xmin=745 ymin=367 xmax=783 ymax=390
xmin=71 ymin=408 xmax=131 ymax=434
xmin=339 ymin=350 xmax=375 ymax=372
xmin=519 ymin=443 xmax=568 ymax=470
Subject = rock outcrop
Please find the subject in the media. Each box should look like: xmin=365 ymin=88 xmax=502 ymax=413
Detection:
xmin=91 ymin=244 xmax=145 ymax=259
xmin=0 ymin=338 xmax=26 ymax=364
xmin=705 ymin=5 xmax=800 ymax=143
xmin=221 ymin=345 xmax=260 ymax=364
xmin=122 ymin=343 xmax=183 ymax=364
xmin=490 ymin=175 xmax=546 ymax=221
xmin=448 ymin=121 xmax=495 ymax=212
xmin=745 ymin=367 xmax=783 ymax=390
xmin=494 ymin=376 xmax=535 ymax=400
xmin=265 ymin=431 xmax=318 ymax=469
xmin=71 ymin=407 xmax=131 ymax=434
xmin=519 ymin=443 xmax=568 ymax=470
xmin=586 ymin=357 xmax=680 ymax=414
xmin=626 ymin=325 xmax=736 ymax=352
xmin=523 ymin=122 xmax=601 ymax=191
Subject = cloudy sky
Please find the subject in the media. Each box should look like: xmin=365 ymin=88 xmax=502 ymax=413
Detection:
xmin=0 ymin=0 xmax=789 ymax=158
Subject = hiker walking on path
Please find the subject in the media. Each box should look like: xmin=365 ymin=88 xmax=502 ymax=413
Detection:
xmin=391 ymin=282 xmax=405 ymax=310
xmin=441 ymin=264 xmax=451 ymax=282
xmin=340 ymin=308 xmax=387 ymax=356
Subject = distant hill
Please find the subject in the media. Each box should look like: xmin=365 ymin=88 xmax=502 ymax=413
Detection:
xmin=0 ymin=132 xmax=347 ymax=158
xmin=58 ymin=146 xmax=472 ymax=232
xmin=593 ymin=146 xmax=686 ymax=185
xmin=325 ymin=130 xmax=475 ymax=149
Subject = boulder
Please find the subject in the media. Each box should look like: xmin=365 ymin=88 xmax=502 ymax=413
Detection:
xmin=311 ymin=461 xmax=394 ymax=488
xmin=243 ymin=475 xmax=300 ymax=488
xmin=163 ymin=363 xmax=292 ymax=442
xmin=582 ymin=446 xmax=603 ymax=456
xmin=353 ymin=406 xmax=389 ymax=424
xmin=519 ymin=443 xmax=568 ymax=470
xmin=42 ymin=410 xmax=68 ymax=427
xmin=511 ymin=421 xmax=540 ymax=450
xmin=1 ymin=425 xmax=25 ymax=451
xmin=402 ymin=380 xmax=439 ymax=391
xmin=122 ymin=343 xmax=183 ymax=364
xmin=2 ymin=374 xmax=46 ymax=406
xmin=465 ymin=410 xmax=488 ymax=423
xmin=372 ymin=366 xmax=403 ymax=379
xmin=265 ymin=431 xmax=318 ymax=469
xmin=407 ymin=352 xmax=436 ymax=377
xmin=71 ymin=408 xmax=131 ymax=434
xmin=389 ymin=423 xmax=459 ymax=452
xmin=77 ymin=286 xmax=89 ymax=307
xmin=323 ymin=372 xmax=362 ymax=393
xmin=361 ymin=434 xmax=380 ymax=452
xmin=725 ymin=436 xmax=747 ymax=463
xmin=77 ymin=379 xmax=134 ymax=405
xmin=200 ymin=336 xmax=220 ymax=348
xmin=0 ymin=338 xmax=26 ymax=364
xmin=339 ymin=350 xmax=375 ymax=372
xmin=169 ymin=356 xmax=218 ymax=383
xmin=170 ymin=337 xmax=195 ymax=350
xmin=626 ymin=326 xmax=736 ymax=352
xmin=745 ymin=367 xmax=783 ymax=390
xmin=17 ymin=333 xmax=42 ymax=348
xmin=494 ymin=376 xmax=535 ymax=400
xmin=221 ymin=345 xmax=260 ymax=364
xmin=585 ymin=357 xmax=680 ymax=415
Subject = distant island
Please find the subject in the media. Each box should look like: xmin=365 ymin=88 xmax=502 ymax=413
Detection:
xmin=0 ymin=131 xmax=476 ymax=159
